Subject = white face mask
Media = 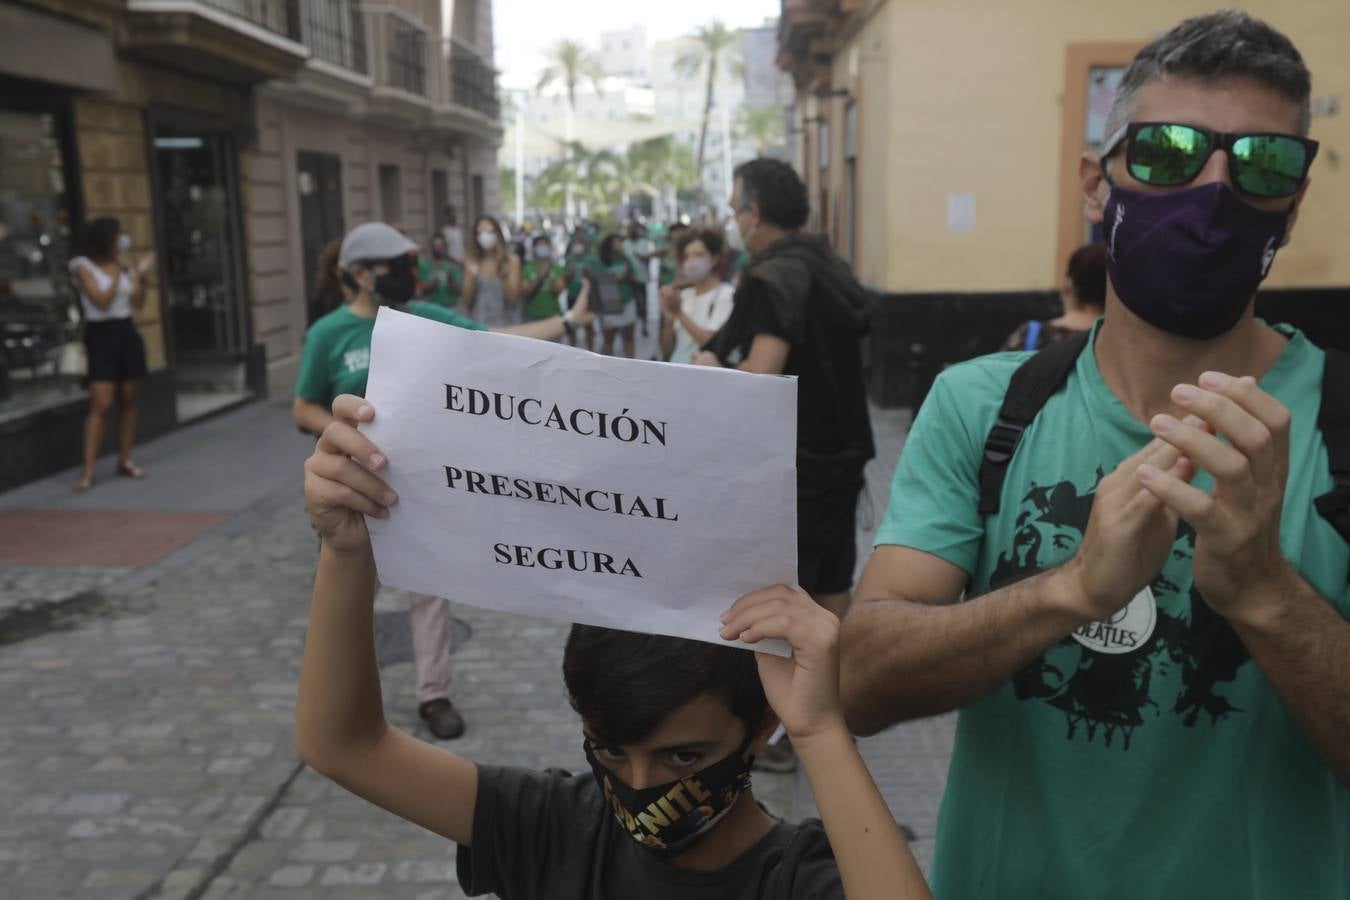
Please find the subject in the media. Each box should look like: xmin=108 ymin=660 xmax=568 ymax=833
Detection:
xmin=534 ymin=245 xmax=552 ymax=260
xmin=477 ymin=231 xmax=498 ymax=251
xmin=117 ymin=234 xmax=132 ymax=251
xmin=682 ymin=257 xmax=713 ymax=282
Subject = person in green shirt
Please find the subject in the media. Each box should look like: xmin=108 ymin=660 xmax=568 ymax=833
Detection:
xmin=835 ymin=13 xmax=1349 ymax=899
xmin=292 ymin=221 xmax=593 ymax=742
xmin=415 ymin=234 xmax=463 ymax=308
xmin=293 ymin=222 xmax=591 ymax=431
xmin=520 ymin=235 xmax=566 ymax=322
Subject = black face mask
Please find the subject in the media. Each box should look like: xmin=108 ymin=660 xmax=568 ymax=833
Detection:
xmin=584 ymin=736 xmax=754 ymax=858
xmin=374 ymin=255 xmax=417 ymax=305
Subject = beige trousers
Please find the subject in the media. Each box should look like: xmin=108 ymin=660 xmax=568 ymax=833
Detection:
xmin=408 ymin=592 xmax=452 ymax=703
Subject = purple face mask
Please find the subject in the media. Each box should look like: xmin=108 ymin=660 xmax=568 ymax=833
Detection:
xmin=1102 ymin=181 xmax=1290 ymax=340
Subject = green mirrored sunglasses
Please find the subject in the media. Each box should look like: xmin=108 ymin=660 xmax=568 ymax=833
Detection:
xmin=1102 ymin=121 xmax=1319 ymax=199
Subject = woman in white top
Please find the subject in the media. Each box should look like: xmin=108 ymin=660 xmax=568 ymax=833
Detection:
xmin=68 ymin=217 xmax=156 ymax=492
xmin=659 ymin=227 xmax=737 ymax=364
xmin=461 ymin=216 xmax=521 ymax=328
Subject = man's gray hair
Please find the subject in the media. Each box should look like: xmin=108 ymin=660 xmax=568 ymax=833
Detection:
xmin=1102 ymin=10 xmax=1312 ymax=149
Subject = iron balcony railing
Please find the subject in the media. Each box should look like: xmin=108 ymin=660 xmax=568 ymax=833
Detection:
xmin=386 ymin=14 xmax=427 ymax=96
xmin=199 ymin=0 xmax=301 ymax=40
xmin=300 ymin=0 xmax=367 ymax=74
xmin=449 ymin=39 xmax=499 ymax=120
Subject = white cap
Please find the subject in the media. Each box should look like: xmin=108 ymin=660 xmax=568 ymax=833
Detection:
xmin=338 ymin=222 xmax=418 ymax=269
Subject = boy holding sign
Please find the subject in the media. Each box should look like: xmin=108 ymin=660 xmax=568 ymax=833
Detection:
xmin=298 ymin=394 xmax=930 ymax=899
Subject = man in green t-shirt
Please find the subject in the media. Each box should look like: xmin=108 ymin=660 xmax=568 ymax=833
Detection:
xmin=293 ymin=221 xmax=592 ymax=743
xmin=837 ymin=13 xmax=1349 ymax=899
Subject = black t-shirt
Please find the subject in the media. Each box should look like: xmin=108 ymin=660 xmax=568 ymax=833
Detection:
xmin=715 ymin=282 xmax=873 ymax=468
xmin=457 ymin=765 xmax=843 ymax=900
xmin=713 ymin=280 xmax=874 ymax=545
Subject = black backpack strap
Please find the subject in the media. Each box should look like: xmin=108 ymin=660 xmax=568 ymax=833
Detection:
xmin=978 ymin=331 xmax=1091 ymax=515
xmin=1314 ymin=348 xmax=1350 ymax=543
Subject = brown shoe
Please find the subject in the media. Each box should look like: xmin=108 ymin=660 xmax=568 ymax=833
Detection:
xmin=419 ymin=699 xmax=465 ymax=740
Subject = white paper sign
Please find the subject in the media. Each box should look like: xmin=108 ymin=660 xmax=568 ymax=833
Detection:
xmin=362 ymin=308 xmax=798 ymax=654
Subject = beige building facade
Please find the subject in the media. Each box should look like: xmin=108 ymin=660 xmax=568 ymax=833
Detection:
xmin=0 ymin=0 xmax=501 ymax=488
xmin=780 ymin=0 xmax=1350 ymax=294
xmin=246 ymin=0 xmax=502 ymax=393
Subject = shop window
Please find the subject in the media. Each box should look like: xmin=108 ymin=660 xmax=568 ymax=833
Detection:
xmin=0 ymin=105 xmax=82 ymax=417
xmin=152 ymin=126 xmax=249 ymax=366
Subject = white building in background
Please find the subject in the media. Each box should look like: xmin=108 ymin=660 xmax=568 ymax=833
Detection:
xmin=503 ymin=19 xmax=785 ymax=211
xmin=502 ymin=78 xmax=658 ymax=178
xmin=742 ymin=23 xmax=795 ymax=152
xmin=600 ymin=25 xmax=649 ymax=80
xmin=650 ymin=35 xmax=759 ymax=203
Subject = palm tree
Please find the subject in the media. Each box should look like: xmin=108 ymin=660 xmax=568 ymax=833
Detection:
xmin=536 ymin=40 xmax=605 ymax=222
xmin=535 ymin=40 xmax=605 ymax=116
xmin=525 ymin=141 xmax=699 ymax=221
xmin=627 ymin=137 xmax=699 ymax=217
xmin=529 ymin=145 xmax=625 ymax=219
xmin=739 ymin=105 xmax=784 ymax=155
xmin=675 ymin=22 xmax=742 ymax=179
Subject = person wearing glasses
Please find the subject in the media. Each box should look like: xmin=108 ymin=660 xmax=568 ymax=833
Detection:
xmin=837 ymin=12 xmax=1348 ymax=899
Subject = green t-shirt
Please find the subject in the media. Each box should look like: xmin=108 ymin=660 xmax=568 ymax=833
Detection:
xmin=295 ymin=301 xmax=488 ymax=406
xmin=416 ymin=257 xmax=463 ymax=307
xmin=589 ymin=258 xmax=638 ymax=305
xmin=521 ymin=259 xmax=565 ymax=321
xmin=658 ymin=253 xmax=677 ymax=287
xmin=564 ymin=254 xmax=594 ymax=300
xmin=876 ymin=323 xmax=1349 ymax=899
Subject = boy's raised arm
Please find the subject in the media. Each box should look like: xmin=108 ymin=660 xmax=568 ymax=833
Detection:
xmin=296 ymin=395 xmax=479 ymax=845
xmin=722 ymin=586 xmax=932 ymax=900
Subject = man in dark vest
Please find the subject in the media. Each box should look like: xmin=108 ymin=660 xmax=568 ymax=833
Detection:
xmin=699 ymin=158 xmax=875 ymax=619
xmin=698 ymin=158 xmax=875 ymax=770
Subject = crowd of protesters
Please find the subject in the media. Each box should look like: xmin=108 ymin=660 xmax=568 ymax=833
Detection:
xmin=68 ymin=10 xmax=1347 ymax=898
xmin=297 ymin=13 xmax=1346 ymax=896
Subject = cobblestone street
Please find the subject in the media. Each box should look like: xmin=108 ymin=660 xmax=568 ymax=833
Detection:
xmin=0 ymin=397 xmax=952 ymax=898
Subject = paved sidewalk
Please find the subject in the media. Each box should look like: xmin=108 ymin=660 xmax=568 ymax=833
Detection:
xmin=0 ymin=395 xmax=953 ymax=897
xmin=0 ymin=398 xmax=316 ymax=629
